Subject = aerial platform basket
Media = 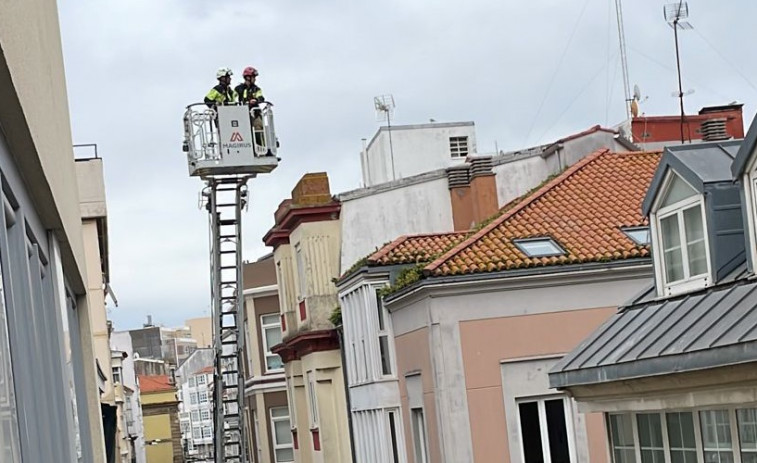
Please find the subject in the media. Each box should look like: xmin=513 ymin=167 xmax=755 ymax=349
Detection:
xmin=183 ymin=102 xmax=279 ymax=178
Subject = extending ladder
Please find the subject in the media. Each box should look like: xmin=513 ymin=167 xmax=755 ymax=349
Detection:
xmin=207 ymin=176 xmax=251 ymax=463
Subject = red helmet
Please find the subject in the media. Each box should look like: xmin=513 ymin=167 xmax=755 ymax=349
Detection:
xmin=243 ymin=66 xmax=258 ymax=77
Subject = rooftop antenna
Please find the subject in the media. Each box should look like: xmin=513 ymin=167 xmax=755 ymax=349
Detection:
xmin=664 ymin=1 xmax=694 ymax=143
xmin=613 ymin=0 xmax=632 ymax=119
xmin=374 ymin=94 xmax=396 ymax=180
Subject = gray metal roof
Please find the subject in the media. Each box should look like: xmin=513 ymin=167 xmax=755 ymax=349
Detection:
xmin=641 ymin=140 xmax=741 ymax=216
xmin=549 ymin=276 xmax=757 ymax=389
xmin=731 ymin=114 xmax=757 ymax=177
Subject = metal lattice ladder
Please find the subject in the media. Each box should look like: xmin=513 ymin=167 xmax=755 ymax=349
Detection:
xmin=207 ymin=176 xmax=250 ymax=463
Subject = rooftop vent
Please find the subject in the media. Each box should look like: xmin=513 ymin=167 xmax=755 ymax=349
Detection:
xmin=446 ymin=164 xmax=470 ymax=188
xmin=700 ymin=118 xmax=730 ymax=142
xmin=469 ymin=156 xmax=494 ymax=177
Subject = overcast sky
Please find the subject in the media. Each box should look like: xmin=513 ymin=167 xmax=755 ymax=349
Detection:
xmin=57 ymin=0 xmax=757 ymax=330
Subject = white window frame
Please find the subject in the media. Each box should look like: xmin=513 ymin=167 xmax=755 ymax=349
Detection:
xmin=198 ymin=391 xmax=208 ymax=404
xmin=375 ymin=288 xmax=395 ymax=378
xmin=513 ymin=237 xmax=566 ymax=258
xmin=191 ymin=410 xmax=200 ymax=422
xmin=449 ymin=136 xmax=469 ymax=158
xmin=515 ymin=395 xmax=577 ymax=463
xmin=306 ymin=371 xmax=319 ymax=429
xmin=200 ymin=409 xmax=210 ymax=421
xmin=190 ymin=392 xmax=198 ymax=405
xmin=270 ymin=406 xmax=294 ymax=463
xmin=202 ymin=426 xmax=212 ymax=439
xmin=747 ymin=171 xmax=757 ymax=271
xmin=197 ymin=374 xmax=206 ymax=386
xmin=386 ymin=409 xmax=406 ymax=463
xmin=112 ymin=366 xmax=121 ymax=384
xmin=188 ymin=376 xmax=196 ymax=388
xmin=287 ymin=381 xmax=297 ymax=429
xmin=192 ymin=426 xmax=202 ymax=440
xmin=411 ymin=407 xmax=430 ymax=463
xmin=605 ymin=406 xmax=757 ymax=463
xmin=652 ymin=174 xmax=712 ymax=297
xmin=261 ymin=314 xmax=284 ymax=373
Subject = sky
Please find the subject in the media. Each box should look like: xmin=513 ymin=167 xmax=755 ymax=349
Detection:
xmin=57 ymin=0 xmax=757 ymax=330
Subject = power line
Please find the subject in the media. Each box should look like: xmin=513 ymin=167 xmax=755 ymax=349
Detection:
xmin=524 ymin=0 xmax=593 ymax=146
xmin=536 ymin=52 xmax=618 ymax=144
xmin=692 ymin=28 xmax=757 ymax=95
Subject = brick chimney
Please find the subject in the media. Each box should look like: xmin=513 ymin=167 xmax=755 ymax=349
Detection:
xmin=446 ymin=156 xmax=498 ymax=230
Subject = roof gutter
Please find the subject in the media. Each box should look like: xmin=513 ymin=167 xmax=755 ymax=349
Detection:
xmin=384 ymin=259 xmax=653 ymax=309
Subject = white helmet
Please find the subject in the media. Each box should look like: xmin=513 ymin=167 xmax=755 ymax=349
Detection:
xmin=216 ymin=67 xmax=233 ymax=79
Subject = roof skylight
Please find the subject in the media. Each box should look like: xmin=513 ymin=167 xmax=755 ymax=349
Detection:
xmin=621 ymin=227 xmax=651 ymax=246
xmin=513 ymin=238 xmax=565 ymax=257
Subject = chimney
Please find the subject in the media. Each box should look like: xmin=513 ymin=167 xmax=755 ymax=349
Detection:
xmin=446 ymin=157 xmax=499 ymax=230
xmin=469 ymin=156 xmax=499 ymax=224
xmin=144 ymin=314 xmax=153 ymax=328
xmin=700 ymin=118 xmax=729 ymax=141
xmin=446 ymin=164 xmax=474 ymax=231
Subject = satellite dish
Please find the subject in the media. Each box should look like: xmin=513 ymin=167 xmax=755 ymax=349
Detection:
xmin=633 ymin=84 xmax=642 ymax=101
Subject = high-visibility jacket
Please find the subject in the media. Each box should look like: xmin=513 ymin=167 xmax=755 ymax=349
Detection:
xmin=235 ymin=83 xmax=264 ymax=105
xmin=204 ymin=84 xmax=237 ymax=107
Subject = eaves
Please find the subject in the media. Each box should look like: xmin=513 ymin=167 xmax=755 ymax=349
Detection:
xmin=383 ymin=258 xmax=653 ymax=312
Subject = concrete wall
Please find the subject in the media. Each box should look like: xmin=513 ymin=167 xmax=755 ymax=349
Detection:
xmin=185 ymin=317 xmax=212 ymax=349
xmin=339 ymin=176 xmax=454 ymax=271
xmin=362 ymin=123 xmax=474 ymax=187
xmin=388 ymin=265 xmax=651 ymax=462
xmin=0 ymin=0 xmax=87 ymax=292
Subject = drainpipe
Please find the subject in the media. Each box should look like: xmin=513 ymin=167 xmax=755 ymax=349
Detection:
xmin=336 ymin=325 xmax=357 ymax=462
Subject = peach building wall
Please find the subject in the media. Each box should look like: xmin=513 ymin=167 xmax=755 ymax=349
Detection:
xmin=459 ymin=307 xmax=615 ymax=463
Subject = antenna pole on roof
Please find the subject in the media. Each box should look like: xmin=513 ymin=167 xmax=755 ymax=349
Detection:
xmin=614 ymin=0 xmax=632 ymax=119
xmin=664 ymin=1 xmax=694 ymax=144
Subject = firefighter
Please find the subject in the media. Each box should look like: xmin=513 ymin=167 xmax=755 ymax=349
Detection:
xmin=235 ymin=66 xmax=267 ymax=150
xmin=204 ymin=68 xmax=237 ymax=108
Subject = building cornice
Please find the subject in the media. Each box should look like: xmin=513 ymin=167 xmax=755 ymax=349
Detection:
xmin=263 ymin=203 xmax=341 ymax=247
xmin=271 ymin=329 xmax=340 ymax=363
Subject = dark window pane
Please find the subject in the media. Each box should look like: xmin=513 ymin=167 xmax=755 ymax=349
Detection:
xmin=379 ymin=336 xmax=391 ymax=375
xmin=545 ymin=399 xmax=571 ymax=463
xmin=389 ymin=412 xmax=400 ymax=463
xmin=519 ymin=402 xmax=544 ymax=463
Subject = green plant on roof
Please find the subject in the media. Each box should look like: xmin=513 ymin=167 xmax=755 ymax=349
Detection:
xmin=329 ymin=305 xmax=342 ymax=326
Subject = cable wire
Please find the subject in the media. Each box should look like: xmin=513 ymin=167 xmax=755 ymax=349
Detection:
xmin=692 ymin=28 xmax=757 ymax=95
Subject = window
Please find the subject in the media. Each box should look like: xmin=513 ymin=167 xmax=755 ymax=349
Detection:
xmin=622 ymin=226 xmax=651 ymax=246
xmin=270 ymin=407 xmax=294 ymax=462
xmin=518 ymin=397 xmax=572 ymax=463
xmin=667 ymin=412 xmax=697 ymax=463
xmin=606 ymin=409 xmax=757 ymax=463
xmin=200 ymin=410 xmax=210 ymax=421
xmin=609 ymin=414 xmax=636 ymax=463
xmin=637 ymin=413 xmax=665 ymax=463
xmin=449 ymin=136 xmax=469 ymax=158
xmin=189 ymin=377 xmax=196 ymax=387
xmin=197 ymin=374 xmax=206 ymax=386
xmin=202 ymin=426 xmax=212 ymax=439
xmin=190 ymin=393 xmax=198 ymax=405
xmin=375 ymin=290 xmax=393 ymax=376
xmin=180 ymin=421 xmax=189 ymax=434
xmin=261 ymin=314 xmax=284 ymax=372
xmin=112 ymin=367 xmax=121 ymax=384
xmin=655 ymin=174 xmax=709 ymax=293
xmin=191 ymin=410 xmax=200 ymax=422
xmin=513 ymin=238 xmax=565 ymax=258
xmin=700 ymin=410 xmax=733 ymax=462
xmin=287 ymin=381 xmax=297 ymax=429
xmin=411 ymin=408 xmax=429 ymax=463
xmin=295 ymin=243 xmax=307 ymax=299
xmin=192 ymin=427 xmax=202 ymax=440
xmin=387 ymin=410 xmax=402 ymax=463
xmin=199 ymin=392 xmax=208 ymax=404
xmin=306 ymin=371 xmax=319 ymax=428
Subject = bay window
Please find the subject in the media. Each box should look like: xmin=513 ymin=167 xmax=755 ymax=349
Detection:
xmin=608 ymin=407 xmax=757 ymax=463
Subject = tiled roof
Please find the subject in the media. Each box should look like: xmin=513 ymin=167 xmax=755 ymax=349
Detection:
xmin=425 ymin=149 xmax=662 ymax=276
xmin=368 ymin=231 xmax=470 ymax=266
xmin=195 ymin=366 xmax=214 ymax=375
xmin=138 ymin=375 xmax=175 ymax=393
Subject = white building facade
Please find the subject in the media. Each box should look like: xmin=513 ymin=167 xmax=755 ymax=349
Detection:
xmin=110 ymin=331 xmax=147 ymax=463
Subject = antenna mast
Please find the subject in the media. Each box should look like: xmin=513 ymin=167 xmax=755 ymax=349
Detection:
xmin=665 ymin=1 xmax=693 ymax=144
xmin=374 ymin=95 xmax=396 ymax=181
xmin=614 ymin=0 xmax=632 ymax=119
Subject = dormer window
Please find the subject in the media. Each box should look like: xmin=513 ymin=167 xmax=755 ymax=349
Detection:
xmin=654 ymin=174 xmax=710 ymax=295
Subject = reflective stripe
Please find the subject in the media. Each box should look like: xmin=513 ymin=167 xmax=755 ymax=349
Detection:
xmin=205 ymin=87 xmax=237 ymax=104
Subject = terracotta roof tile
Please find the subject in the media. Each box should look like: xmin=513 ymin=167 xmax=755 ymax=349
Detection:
xmin=425 ymin=149 xmax=662 ymax=277
xmin=195 ymin=366 xmax=214 ymax=375
xmin=138 ymin=375 xmax=175 ymax=393
xmin=368 ymin=231 xmax=470 ymax=266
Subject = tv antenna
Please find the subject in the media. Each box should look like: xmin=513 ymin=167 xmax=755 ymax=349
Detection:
xmin=374 ymin=94 xmax=397 ymax=180
xmin=664 ymin=1 xmax=694 ymax=143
